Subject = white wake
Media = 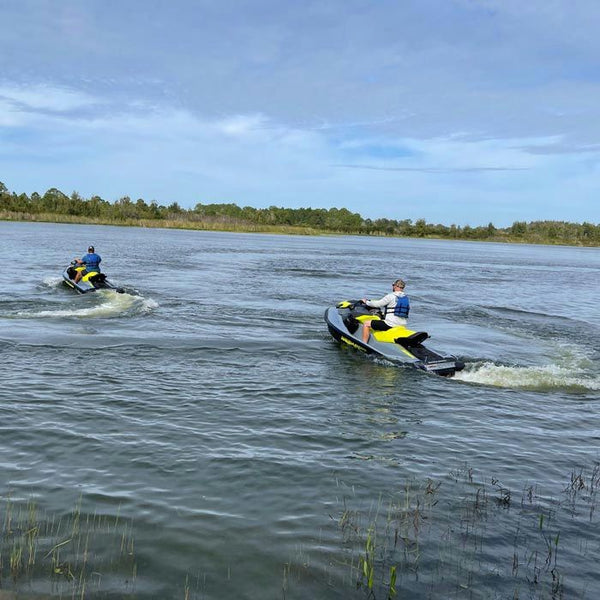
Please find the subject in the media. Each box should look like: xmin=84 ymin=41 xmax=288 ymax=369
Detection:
xmin=19 ymin=291 xmax=158 ymax=319
xmin=453 ymin=361 xmax=599 ymax=391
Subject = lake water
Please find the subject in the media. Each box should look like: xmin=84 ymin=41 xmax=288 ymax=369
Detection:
xmin=0 ymin=221 xmax=599 ymax=599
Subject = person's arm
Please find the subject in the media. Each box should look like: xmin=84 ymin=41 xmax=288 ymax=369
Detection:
xmin=364 ymin=293 xmax=395 ymax=308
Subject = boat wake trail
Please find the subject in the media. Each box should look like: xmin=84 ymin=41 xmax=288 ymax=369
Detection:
xmin=453 ymin=361 xmax=600 ymax=392
xmin=17 ymin=291 xmax=158 ymax=319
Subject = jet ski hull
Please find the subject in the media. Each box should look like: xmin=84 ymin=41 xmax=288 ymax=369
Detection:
xmin=324 ymin=301 xmax=465 ymax=377
xmin=62 ymin=264 xmax=123 ymax=294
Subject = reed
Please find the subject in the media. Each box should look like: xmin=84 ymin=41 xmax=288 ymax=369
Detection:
xmin=324 ymin=464 xmax=600 ymax=599
xmin=3 ymin=464 xmax=599 ymax=598
xmin=0 ymin=492 xmax=136 ymax=597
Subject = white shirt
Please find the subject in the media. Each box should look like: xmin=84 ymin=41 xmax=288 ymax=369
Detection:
xmin=365 ymin=291 xmax=408 ymax=327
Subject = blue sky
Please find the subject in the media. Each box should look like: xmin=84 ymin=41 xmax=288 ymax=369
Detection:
xmin=1 ymin=0 xmax=599 ymax=226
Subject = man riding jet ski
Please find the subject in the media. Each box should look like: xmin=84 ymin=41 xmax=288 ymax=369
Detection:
xmin=360 ymin=278 xmax=410 ymax=343
xmin=63 ymin=262 xmax=124 ymax=294
xmin=73 ymin=245 xmax=102 ymax=284
xmin=324 ymin=279 xmax=465 ymax=377
xmin=63 ymin=245 xmax=123 ymax=294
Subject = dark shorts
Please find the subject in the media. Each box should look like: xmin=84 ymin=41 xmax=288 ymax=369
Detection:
xmin=370 ymin=320 xmax=391 ymax=331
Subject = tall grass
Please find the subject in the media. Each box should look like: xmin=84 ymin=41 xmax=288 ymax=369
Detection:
xmin=0 ymin=493 xmax=136 ymax=597
xmin=4 ymin=465 xmax=599 ymax=598
xmin=283 ymin=464 xmax=600 ymax=599
xmin=340 ymin=465 xmax=599 ymax=599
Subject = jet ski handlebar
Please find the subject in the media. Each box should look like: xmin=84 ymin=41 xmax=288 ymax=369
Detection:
xmin=335 ymin=300 xmax=382 ymax=317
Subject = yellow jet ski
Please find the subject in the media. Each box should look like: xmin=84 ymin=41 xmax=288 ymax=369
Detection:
xmin=62 ymin=262 xmax=124 ymax=294
xmin=324 ymin=300 xmax=465 ymax=377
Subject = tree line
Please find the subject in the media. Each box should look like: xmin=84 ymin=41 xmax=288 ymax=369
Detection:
xmin=1 ymin=181 xmax=598 ymax=246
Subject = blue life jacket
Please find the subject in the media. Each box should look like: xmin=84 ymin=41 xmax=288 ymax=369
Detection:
xmin=82 ymin=252 xmax=101 ymax=272
xmin=389 ymin=295 xmax=409 ymax=318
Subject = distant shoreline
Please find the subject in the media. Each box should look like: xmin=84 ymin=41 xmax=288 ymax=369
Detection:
xmin=2 ymin=211 xmax=598 ymax=247
xmin=0 ymin=211 xmax=322 ymax=236
xmin=1 ymin=182 xmax=598 ymax=246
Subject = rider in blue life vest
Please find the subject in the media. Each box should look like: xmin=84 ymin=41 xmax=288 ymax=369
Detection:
xmin=73 ymin=245 xmax=102 ymax=283
xmin=360 ymin=278 xmax=410 ymax=343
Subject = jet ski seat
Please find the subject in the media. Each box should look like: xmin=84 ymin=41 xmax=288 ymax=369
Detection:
xmin=395 ymin=331 xmax=429 ymax=348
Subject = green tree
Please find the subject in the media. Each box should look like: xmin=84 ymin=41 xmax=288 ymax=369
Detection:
xmin=511 ymin=221 xmax=527 ymax=236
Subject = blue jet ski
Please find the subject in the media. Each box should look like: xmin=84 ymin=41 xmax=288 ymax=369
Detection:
xmin=324 ymin=300 xmax=465 ymax=377
xmin=62 ymin=262 xmax=124 ymax=294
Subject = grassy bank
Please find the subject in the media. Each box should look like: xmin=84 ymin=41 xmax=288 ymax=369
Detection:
xmin=0 ymin=211 xmax=324 ymax=236
xmin=2 ymin=211 xmax=598 ymax=247
xmin=1 ymin=180 xmax=599 ymax=245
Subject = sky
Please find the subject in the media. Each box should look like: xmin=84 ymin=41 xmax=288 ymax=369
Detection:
xmin=1 ymin=0 xmax=599 ymax=227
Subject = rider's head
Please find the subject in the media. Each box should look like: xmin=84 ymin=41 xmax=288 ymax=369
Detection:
xmin=392 ymin=279 xmax=405 ymax=290
xmin=88 ymin=246 xmax=95 ymax=253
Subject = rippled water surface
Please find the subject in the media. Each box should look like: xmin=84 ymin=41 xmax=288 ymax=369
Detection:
xmin=1 ymin=221 xmax=599 ymax=599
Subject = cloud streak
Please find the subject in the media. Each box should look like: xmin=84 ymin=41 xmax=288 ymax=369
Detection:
xmin=334 ymin=165 xmax=529 ymax=173
xmin=0 ymin=84 xmax=96 ymax=112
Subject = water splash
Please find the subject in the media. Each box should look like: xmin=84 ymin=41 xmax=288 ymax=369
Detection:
xmin=17 ymin=291 xmax=158 ymax=319
xmin=41 ymin=276 xmax=64 ymax=288
xmin=453 ymin=361 xmax=600 ymax=392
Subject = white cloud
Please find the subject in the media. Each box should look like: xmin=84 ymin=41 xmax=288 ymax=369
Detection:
xmin=1 ymin=0 xmax=600 ymax=228
xmin=0 ymin=83 xmax=96 ymax=112
xmin=216 ymin=114 xmax=268 ymax=137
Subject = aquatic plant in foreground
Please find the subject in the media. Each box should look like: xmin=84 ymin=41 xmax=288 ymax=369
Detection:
xmin=343 ymin=465 xmax=599 ymax=599
xmin=0 ymin=494 xmax=136 ymax=597
xmin=281 ymin=464 xmax=600 ymax=599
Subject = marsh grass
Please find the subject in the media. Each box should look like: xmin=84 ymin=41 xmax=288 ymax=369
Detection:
xmin=362 ymin=465 xmax=598 ymax=598
xmin=0 ymin=211 xmax=323 ymax=236
xmin=280 ymin=464 xmax=600 ymax=599
xmin=0 ymin=493 xmax=136 ymax=597
xmin=3 ymin=465 xmax=599 ymax=599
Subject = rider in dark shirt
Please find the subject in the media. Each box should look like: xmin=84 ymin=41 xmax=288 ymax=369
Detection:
xmin=73 ymin=246 xmax=102 ymax=283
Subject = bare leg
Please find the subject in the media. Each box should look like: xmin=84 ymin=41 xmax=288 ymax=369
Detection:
xmin=362 ymin=319 xmax=372 ymax=343
xmin=74 ymin=270 xmax=83 ymax=283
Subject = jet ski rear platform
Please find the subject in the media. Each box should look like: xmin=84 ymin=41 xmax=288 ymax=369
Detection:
xmin=324 ymin=301 xmax=465 ymax=377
